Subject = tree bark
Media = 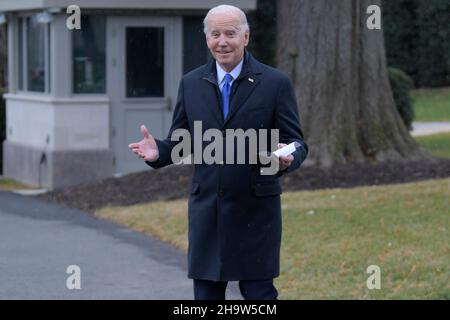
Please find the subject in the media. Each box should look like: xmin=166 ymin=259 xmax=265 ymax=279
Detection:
xmin=277 ymin=0 xmax=432 ymax=167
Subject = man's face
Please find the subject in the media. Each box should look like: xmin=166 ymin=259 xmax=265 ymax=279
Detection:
xmin=205 ymin=11 xmax=249 ymax=72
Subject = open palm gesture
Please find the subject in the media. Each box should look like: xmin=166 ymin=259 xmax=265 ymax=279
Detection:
xmin=128 ymin=125 xmax=159 ymax=162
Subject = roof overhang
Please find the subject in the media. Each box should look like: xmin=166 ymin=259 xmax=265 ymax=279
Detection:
xmin=0 ymin=0 xmax=257 ymax=12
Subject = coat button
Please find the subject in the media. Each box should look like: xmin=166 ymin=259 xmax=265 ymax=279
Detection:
xmin=218 ymin=190 xmax=225 ymax=197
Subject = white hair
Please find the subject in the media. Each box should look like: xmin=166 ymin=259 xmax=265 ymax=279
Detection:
xmin=203 ymin=5 xmax=250 ymax=34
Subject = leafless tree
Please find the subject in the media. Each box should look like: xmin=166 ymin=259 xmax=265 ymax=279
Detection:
xmin=277 ymin=0 xmax=431 ymax=167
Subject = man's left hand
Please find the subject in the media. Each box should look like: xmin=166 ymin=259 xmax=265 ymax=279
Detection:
xmin=277 ymin=143 xmax=294 ymax=172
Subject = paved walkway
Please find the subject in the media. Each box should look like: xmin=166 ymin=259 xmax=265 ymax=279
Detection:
xmin=0 ymin=192 xmax=240 ymax=300
xmin=411 ymin=121 xmax=450 ymax=137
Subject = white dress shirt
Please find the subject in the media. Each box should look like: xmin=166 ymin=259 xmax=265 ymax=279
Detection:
xmin=216 ymin=59 xmax=244 ymax=91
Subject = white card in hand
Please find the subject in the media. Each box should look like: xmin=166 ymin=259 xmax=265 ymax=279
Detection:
xmin=273 ymin=142 xmax=300 ymax=157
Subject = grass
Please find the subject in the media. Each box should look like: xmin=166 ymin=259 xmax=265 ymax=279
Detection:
xmin=96 ymin=178 xmax=450 ymax=299
xmin=412 ymin=87 xmax=450 ymax=122
xmin=415 ymin=132 xmax=450 ymax=159
xmin=0 ymin=177 xmax=35 ymax=191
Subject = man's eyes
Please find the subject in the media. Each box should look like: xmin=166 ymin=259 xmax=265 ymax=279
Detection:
xmin=211 ymin=32 xmax=236 ymax=38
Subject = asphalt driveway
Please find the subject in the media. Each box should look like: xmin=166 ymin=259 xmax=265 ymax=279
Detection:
xmin=0 ymin=191 xmax=240 ymax=300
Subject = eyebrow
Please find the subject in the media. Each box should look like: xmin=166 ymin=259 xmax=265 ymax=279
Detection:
xmin=210 ymin=26 xmax=241 ymax=33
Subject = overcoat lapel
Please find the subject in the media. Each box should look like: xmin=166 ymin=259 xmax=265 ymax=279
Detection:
xmin=201 ymin=61 xmax=224 ymax=126
xmin=224 ymin=72 xmax=261 ymax=126
xmin=200 ymin=52 xmax=264 ymax=128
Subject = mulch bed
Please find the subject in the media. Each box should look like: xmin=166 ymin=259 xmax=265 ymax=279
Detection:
xmin=37 ymin=158 xmax=450 ymax=214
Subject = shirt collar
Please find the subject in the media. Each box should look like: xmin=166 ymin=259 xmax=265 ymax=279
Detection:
xmin=216 ymin=59 xmax=244 ymax=85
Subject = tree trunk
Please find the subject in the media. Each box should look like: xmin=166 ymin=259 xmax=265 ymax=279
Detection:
xmin=277 ymin=0 xmax=432 ymax=167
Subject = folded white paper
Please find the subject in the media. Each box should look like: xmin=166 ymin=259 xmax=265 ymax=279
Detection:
xmin=273 ymin=142 xmax=300 ymax=157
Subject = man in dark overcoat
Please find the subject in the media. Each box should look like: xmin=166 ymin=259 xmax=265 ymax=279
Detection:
xmin=129 ymin=4 xmax=308 ymax=300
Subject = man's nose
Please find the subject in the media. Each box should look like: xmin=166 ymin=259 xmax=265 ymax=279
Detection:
xmin=218 ymin=35 xmax=228 ymax=46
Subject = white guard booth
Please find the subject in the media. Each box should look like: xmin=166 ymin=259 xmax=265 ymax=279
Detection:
xmin=0 ymin=0 xmax=256 ymax=189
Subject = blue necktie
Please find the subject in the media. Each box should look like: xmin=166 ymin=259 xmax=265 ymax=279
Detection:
xmin=221 ymin=74 xmax=233 ymax=119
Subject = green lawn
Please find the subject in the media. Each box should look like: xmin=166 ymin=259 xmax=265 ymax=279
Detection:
xmin=0 ymin=177 xmax=34 ymax=191
xmin=415 ymin=132 xmax=450 ymax=159
xmin=412 ymin=87 xmax=450 ymax=122
xmin=96 ymin=178 xmax=450 ymax=299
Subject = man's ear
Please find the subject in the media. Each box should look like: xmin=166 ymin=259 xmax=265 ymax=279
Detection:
xmin=244 ymin=31 xmax=250 ymax=46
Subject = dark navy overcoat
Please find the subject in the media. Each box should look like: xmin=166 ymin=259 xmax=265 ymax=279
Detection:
xmin=147 ymin=52 xmax=308 ymax=281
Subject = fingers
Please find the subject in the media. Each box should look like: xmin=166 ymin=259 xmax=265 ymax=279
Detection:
xmin=276 ymin=144 xmax=293 ymax=170
xmin=279 ymin=154 xmax=294 ymax=162
xmin=279 ymin=154 xmax=294 ymax=169
xmin=129 ymin=125 xmax=151 ymax=148
xmin=128 ymin=143 xmax=139 ymax=149
xmin=141 ymin=125 xmax=150 ymax=139
xmin=129 ymin=127 xmax=150 ymax=160
xmin=132 ymin=148 xmax=146 ymax=160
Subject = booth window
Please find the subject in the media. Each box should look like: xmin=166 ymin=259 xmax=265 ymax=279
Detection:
xmin=72 ymin=15 xmax=106 ymax=94
xmin=183 ymin=16 xmax=209 ymax=74
xmin=126 ymin=27 xmax=164 ymax=98
xmin=18 ymin=16 xmax=51 ymax=93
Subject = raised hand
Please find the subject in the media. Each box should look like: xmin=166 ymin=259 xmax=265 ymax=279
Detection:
xmin=128 ymin=125 xmax=159 ymax=162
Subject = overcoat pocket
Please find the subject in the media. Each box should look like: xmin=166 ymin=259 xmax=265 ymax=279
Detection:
xmin=253 ymin=181 xmax=282 ymax=197
xmin=191 ymin=182 xmax=200 ymax=195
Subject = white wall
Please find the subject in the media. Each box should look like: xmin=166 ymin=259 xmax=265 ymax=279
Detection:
xmin=5 ymin=94 xmax=110 ymax=151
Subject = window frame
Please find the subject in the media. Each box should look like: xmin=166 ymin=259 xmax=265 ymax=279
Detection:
xmin=17 ymin=14 xmax=51 ymax=94
xmin=71 ymin=14 xmax=107 ymax=95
